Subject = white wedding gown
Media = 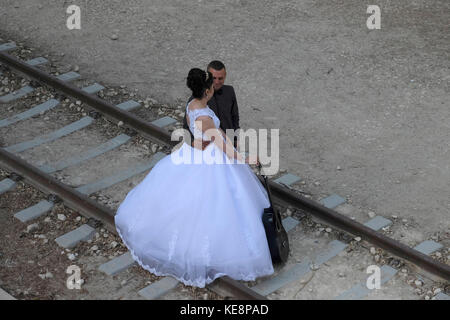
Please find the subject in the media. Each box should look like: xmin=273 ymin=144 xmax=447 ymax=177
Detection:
xmin=114 ymin=102 xmax=274 ymax=288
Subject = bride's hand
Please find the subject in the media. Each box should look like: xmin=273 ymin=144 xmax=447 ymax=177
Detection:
xmin=245 ymin=154 xmax=260 ymax=166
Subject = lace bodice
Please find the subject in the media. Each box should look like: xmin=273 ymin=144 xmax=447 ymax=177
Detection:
xmin=186 ymin=100 xmax=221 ymax=140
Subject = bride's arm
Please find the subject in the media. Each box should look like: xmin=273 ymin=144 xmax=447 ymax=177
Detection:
xmin=195 ymin=116 xmax=243 ymax=162
xmin=218 ymin=128 xmax=235 ymax=148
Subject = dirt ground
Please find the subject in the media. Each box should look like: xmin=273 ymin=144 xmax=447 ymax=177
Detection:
xmin=0 ymin=0 xmax=449 ymax=282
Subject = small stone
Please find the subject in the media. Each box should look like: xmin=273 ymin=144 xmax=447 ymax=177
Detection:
xmin=202 ymin=293 xmax=208 ymax=300
xmin=314 ymin=181 xmax=320 ymax=186
xmin=401 ymin=269 xmax=407 ymax=273
xmin=414 ymin=288 xmax=421 ymax=295
xmin=26 ymin=223 xmax=39 ymax=233
xmin=110 ymin=241 xmax=118 ymax=248
xmin=73 ymin=65 xmax=79 ymax=72
xmin=76 ymin=100 xmax=81 ymax=105
xmin=354 ymin=237 xmax=362 ymax=242
xmin=325 ymin=228 xmax=332 ymax=233
xmin=374 ymin=255 xmax=380 ymax=262
xmin=414 ymin=280 xmax=423 ymax=287
xmin=110 ymin=34 xmax=118 ymax=40
xmin=424 ymin=295 xmax=430 ymax=300
xmin=336 ymin=166 xmax=341 ymax=170
xmin=402 ymin=219 xmax=408 ymax=223
xmin=90 ymin=245 xmax=98 ymax=251
xmin=433 ymin=288 xmax=442 ymax=295
xmin=75 ymin=216 xmax=81 ymax=222
xmin=368 ymin=211 xmax=376 ymax=218
xmin=45 ymin=272 xmax=53 ymax=279
xmin=57 ymin=214 xmax=66 ymax=221
xmin=103 ymin=233 xmax=108 ymax=238
xmin=67 ymin=253 xmax=76 ymax=261
xmin=121 ymin=280 xmax=127 ymax=286
xmin=370 ymin=247 xmax=376 ymax=255
xmin=44 ymin=217 xmax=51 ymax=223
xmin=338 ymin=272 xmax=345 ymax=278
xmin=310 ymin=264 xmax=319 ymax=271
xmin=117 ymin=121 xmax=123 ymax=127
xmin=435 ymin=252 xmax=441 ymax=258
xmin=391 ymin=215 xmax=398 ymax=219
xmin=44 ymin=116 xmax=49 ymax=121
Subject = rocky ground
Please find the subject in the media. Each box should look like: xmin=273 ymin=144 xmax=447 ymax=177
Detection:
xmin=0 ymin=0 xmax=449 ymax=299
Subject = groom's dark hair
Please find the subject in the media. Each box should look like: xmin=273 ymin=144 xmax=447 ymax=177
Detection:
xmin=207 ymin=60 xmax=225 ymax=71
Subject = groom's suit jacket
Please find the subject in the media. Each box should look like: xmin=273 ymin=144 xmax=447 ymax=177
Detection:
xmin=183 ymin=84 xmax=240 ymax=148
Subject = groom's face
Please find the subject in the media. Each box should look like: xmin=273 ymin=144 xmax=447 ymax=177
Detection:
xmin=208 ymin=67 xmax=226 ymax=92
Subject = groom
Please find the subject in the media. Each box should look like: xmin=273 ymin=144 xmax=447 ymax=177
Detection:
xmin=183 ymin=60 xmax=240 ymax=149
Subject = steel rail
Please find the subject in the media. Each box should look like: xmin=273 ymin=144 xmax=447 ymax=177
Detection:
xmin=0 ymin=51 xmax=176 ymax=148
xmin=1 ymin=50 xmax=449 ymax=282
xmin=263 ymin=179 xmax=450 ymax=280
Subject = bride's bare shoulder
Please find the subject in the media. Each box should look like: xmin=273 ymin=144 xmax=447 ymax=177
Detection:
xmin=187 ymin=100 xmax=208 ymax=112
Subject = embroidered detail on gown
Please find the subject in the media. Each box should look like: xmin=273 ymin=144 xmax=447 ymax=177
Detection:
xmin=114 ymin=101 xmax=274 ymax=287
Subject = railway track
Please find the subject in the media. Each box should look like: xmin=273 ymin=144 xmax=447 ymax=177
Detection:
xmin=0 ymin=39 xmax=449 ymax=301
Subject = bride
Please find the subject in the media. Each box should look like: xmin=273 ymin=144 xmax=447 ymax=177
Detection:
xmin=115 ymin=68 xmax=274 ymax=288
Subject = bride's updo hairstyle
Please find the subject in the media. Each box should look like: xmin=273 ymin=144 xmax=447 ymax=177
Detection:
xmin=186 ymin=68 xmax=213 ymax=99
